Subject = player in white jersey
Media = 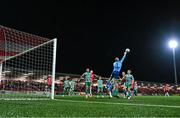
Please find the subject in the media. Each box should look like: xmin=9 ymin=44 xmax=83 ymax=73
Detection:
xmin=69 ymin=79 xmax=76 ymax=95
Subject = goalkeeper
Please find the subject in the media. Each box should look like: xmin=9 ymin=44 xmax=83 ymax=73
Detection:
xmin=110 ymin=48 xmax=130 ymax=80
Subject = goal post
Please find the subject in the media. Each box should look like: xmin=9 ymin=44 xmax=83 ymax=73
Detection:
xmin=0 ymin=25 xmax=57 ymax=100
xmin=51 ymin=38 xmax=57 ymax=100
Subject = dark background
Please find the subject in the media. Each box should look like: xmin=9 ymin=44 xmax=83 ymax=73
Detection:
xmin=0 ymin=1 xmax=180 ymax=83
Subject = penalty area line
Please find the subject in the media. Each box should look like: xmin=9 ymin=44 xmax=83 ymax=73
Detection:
xmin=55 ymin=99 xmax=180 ymax=108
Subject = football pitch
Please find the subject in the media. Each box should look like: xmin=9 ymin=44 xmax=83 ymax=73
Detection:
xmin=0 ymin=96 xmax=180 ymax=117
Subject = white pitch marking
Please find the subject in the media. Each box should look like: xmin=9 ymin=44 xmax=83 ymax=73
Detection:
xmin=55 ymin=99 xmax=180 ymax=108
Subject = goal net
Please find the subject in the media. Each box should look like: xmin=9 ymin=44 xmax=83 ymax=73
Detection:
xmin=0 ymin=25 xmax=57 ymax=100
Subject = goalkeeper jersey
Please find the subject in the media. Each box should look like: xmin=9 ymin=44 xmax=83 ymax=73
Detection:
xmin=113 ymin=54 xmax=126 ymax=72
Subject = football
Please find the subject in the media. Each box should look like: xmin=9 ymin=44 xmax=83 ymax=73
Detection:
xmin=125 ymin=48 xmax=130 ymax=53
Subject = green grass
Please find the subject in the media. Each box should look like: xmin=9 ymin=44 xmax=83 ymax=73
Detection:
xmin=0 ymin=95 xmax=180 ymax=117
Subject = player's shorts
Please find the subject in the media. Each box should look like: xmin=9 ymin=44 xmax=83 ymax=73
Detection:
xmin=134 ymin=89 xmax=137 ymax=94
xmin=85 ymin=82 xmax=91 ymax=87
xmin=125 ymin=83 xmax=132 ymax=89
xmin=70 ymin=87 xmax=75 ymax=91
xmin=64 ymin=87 xmax=70 ymax=91
xmin=107 ymin=86 xmax=113 ymax=92
xmin=98 ymin=87 xmax=103 ymax=92
xmin=114 ymin=83 xmax=119 ymax=89
xmin=117 ymin=80 xmax=122 ymax=84
xmin=111 ymin=71 xmax=120 ymax=79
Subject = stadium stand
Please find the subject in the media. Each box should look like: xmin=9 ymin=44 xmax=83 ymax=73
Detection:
xmin=1 ymin=73 xmax=179 ymax=96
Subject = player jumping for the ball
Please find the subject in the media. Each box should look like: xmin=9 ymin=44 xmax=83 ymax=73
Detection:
xmin=110 ymin=48 xmax=130 ymax=80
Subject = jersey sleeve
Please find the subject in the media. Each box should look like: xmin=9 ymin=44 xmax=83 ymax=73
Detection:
xmin=120 ymin=53 xmax=126 ymax=63
xmin=131 ymin=75 xmax=134 ymax=81
xmin=81 ymin=73 xmax=85 ymax=79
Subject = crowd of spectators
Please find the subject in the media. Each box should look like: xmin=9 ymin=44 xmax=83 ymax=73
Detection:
xmin=1 ymin=75 xmax=180 ymax=96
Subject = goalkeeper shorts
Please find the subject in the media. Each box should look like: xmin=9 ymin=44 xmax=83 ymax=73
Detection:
xmin=112 ymin=71 xmax=120 ymax=79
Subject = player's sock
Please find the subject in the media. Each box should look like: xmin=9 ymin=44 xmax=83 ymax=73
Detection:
xmin=123 ymin=90 xmax=126 ymax=96
xmin=123 ymin=90 xmax=126 ymax=98
xmin=98 ymin=92 xmax=101 ymax=96
xmin=86 ymin=89 xmax=90 ymax=95
xmin=116 ymin=90 xmax=119 ymax=96
xmin=165 ymin=92 xmax=169 ymax=97
xmin=126 ymin=92 xmax=129 ymax=97
xmin=113 ymin=89 xmax=117 ymax=96
xmin=134 ymin=91 xmax=137 ymax=96
xmin=90 ymin=88 xmax=92 ymax=96
xmin=129 ymin=91 xmax=132 ymax=97
xmin=88 ymin=94 xmax=91 ymax=97
xmin=109 ymin=91 xmax=112 ymax=98
xmin=126 ymin=91 xmax=129 ymax=96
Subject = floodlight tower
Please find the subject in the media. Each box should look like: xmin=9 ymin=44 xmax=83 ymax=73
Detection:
xmin=168 ymin=39 xmax=178 ymax=85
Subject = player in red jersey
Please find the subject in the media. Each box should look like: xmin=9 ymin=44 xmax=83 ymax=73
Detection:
xmin=47 ymin=75 xmax=52 ymax=87
xmin=120 ymin=71 xmax=126 ymax=98
xmin=90 ymin=70 xmax=98 ymax=96
xmin=45 ymin=75 xmax=52 ymax=97
xmin=90 ymin=70 xmax=95 ymax=82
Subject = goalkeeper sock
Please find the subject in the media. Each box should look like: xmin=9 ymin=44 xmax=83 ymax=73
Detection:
xmin=109 ymin=91 xmax=112 ymax=97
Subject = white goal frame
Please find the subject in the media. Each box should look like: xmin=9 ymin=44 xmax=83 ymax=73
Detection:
xmin=0 ymin=25 xmax=57 ymax=100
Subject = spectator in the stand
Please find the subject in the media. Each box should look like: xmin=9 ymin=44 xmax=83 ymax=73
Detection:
xmin=164 ymin=84 xmax=170 ymax=97
xmin=47 ymin=75 xmax=52 ymax=89
xmin=133 ymin=81 xmax=138 ymax=96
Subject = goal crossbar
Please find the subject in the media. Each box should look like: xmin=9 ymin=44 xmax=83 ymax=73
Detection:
xmin=1 ymin=39 xmax=55 ymax=63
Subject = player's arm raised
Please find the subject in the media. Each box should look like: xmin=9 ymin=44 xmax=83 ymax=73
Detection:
xmin=120 ymin=76 xmax=126 ymax=81
xmin=78 ymin=73 xmax=84 ymax=82
xmin=120 ymin=48 xmax=130 ymax=63
xmin=94 ymin=74 xmax=99 ymax=78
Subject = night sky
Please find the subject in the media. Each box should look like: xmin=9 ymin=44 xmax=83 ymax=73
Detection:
xmin=0 ymin=1 xmax=180 ymax=83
